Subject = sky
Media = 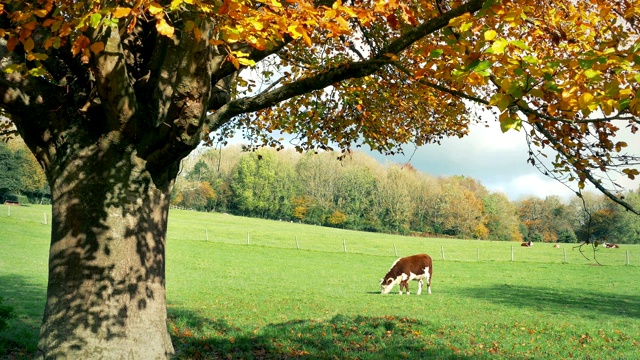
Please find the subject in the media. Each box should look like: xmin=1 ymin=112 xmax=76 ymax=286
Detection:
xmin=366 ymin=121 xmax=575 ymax=201
xmin=366 ymin=118 xmax=640 ymax=202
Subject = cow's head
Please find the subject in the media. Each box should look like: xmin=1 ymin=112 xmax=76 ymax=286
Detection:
xmin=380 ymin=277 xmax=396 ymax=294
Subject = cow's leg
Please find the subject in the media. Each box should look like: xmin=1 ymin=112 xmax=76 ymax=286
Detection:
xmin=417 ymin=279 xmax=423 ymax=295
xmin=399 ymin=281 xmax=408 ymax=295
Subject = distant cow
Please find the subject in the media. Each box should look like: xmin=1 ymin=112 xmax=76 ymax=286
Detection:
xmin=380 ymin=254 xmax=432 ymax=295
xmin=553 ymin=244 xmax=560 ymax=248
xmin=604 ymin=243 xmax=620 ymax=249
xmin=521 ymin=241 xmax=533 ymax=247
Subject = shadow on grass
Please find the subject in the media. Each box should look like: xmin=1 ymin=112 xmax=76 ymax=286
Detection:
xmin=459 ymin=284 xmax=640 ymax=319
xmin=0 ymin=274 xmax=45 ymax=359
xmin=168 ymin=308 xmax=472 ymax=359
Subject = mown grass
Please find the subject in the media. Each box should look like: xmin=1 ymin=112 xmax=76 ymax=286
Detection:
xmin=1 ymin=205 xmax=639 ymax=359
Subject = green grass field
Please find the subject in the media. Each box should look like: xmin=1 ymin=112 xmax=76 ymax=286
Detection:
xmin=1 ymin=205 xmax=639 ymax=359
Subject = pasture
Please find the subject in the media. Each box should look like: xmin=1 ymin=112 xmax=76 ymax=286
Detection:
xmin=1 ymin=205 xmax=639 ymax=359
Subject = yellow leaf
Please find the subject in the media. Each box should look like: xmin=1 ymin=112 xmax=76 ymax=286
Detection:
xmin=484 ymin=30 xmax=497 ymax=41
xmin=34 ymin=9 xmax=49 ymax=18
xmin=112 ymin=7 xmax=131 ymax=19
xmin=491 ymin=39 xmax=508 ymax=54
xmin=448 ymin=13 xmax=471 ymax=27
xmin=156 ymin=18 xmax=174 ymax=37
xmin=237 ymin=57 xmax=256 ymax=67
xmin=148 ymin=2 xmax=164 ymax=15
xmin=23 ymin=37 xmax=35 ymax=52
xmin=578 ymin=92 xmax=594 ymax=109
xmin=630 ymin=98 xmax=640 ymax=116
xmin=547 ymin=103 xmax=557 ymax=116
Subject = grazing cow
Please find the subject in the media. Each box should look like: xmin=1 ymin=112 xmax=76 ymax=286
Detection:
xmin=380 ymin=254 xmax=432 ymax=295
xmin=521 ymin=241 xmax=533 ymax=247
xmin=553 ymin=244 xmax=560 ymax=248
xmin=604 ymin=243 xmax=620 ymax=249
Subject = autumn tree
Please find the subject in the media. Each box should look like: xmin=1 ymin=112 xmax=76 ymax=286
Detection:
xmin=1 ymin=0 xmax=639 ymax=358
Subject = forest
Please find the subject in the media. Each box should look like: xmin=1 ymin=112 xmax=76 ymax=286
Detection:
xmin=2 ymin=139 xmax=639 ymax=244
xmin=171 ymin=144 xmax=640 ymax=245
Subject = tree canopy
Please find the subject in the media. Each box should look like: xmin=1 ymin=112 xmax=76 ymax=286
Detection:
xmin=1 ymin=0 xmax=639 ymax=209
xmin=1 ymin=0 xmax=639 ymax=357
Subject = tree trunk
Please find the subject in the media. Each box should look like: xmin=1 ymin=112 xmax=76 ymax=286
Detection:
xmin=37 ymin=142 xmax=177 ymax=359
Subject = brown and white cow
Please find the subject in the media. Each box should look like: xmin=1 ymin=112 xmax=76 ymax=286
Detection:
xmin=604 ymin=242 xmax=620 ymax=248
xmin=521 ymin=241 xmax=533 ymax=247
xmin=380 ymin=254 xmax=433 ymax=295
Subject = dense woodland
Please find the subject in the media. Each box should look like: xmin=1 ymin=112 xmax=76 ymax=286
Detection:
xmin=172 ymin=145 xmax=640 ymax=245
xmin=2 ymin=140 xmax=639 ymax=244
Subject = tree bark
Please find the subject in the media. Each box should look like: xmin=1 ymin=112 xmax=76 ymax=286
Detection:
xmin=37 ymin=141 xmax=177 ymax=359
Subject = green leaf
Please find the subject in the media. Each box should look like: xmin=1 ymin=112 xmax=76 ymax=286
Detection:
xmin=584 ymin=69 xmax=600 ymax=79
xmin=620 ymin=98 xmax=631 ymax=110
xmin=511 ymin=40 xmax=529 ymax=50
xmin=90 ymin=13 xmax=102 ymax=28
xmin=3 ymin=64 xmax=23 ymax=74
xmin=500 ymin=115 xmax=522 ymax=133
xmin=429 ymin=49 xmax=443 ymax=59
xmin=28 ymin=68 xmax=48 ymax=77
xmin=490 ymin=93 xmax=510 ymax=112
xmin=468 ymin=60 xmax=492 ymax=72
xmin=578 ymin=58 xmax=596 ymax=70
xmin=630 ymin=41 xmax=640 ymax=54
xmin=635 ymin=73 xmax=640 ymax=84
xmin=460 ymin=22 xmax=473 ymax=32
xmin=605 ymin=80 xmax=620 ymax=97
xmin=523 ymin=56 xmax=538 ymax=64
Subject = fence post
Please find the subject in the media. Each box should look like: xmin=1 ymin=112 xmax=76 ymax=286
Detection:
xmin=247 ymin=231 xmax=250 ymax=245
xmin=205 ymin=228 xmax=209 ymax=241
xmin=627 ymin=250 xmax=630 ymax=266
xmin=441 ymin=246 xmax=445 ymax=261
xmin=563 ymin=248 xmax=567 ymax=264
xmin=511 ymin=246 xmax=514 ymax=261
xmin=44 ymin=212 xmax=47 ymax=225
xmin=477 ymin=248 xmax=480 ymax=261
xmin=7 ymin=206 xmax=10 ymax=216
xmin=296 ymin=236 xmax=299 ymax=249
xmin=343 ymin=239 xmax=347 ymax=252
xmin=393 ymin=244 xmax=398 ymax=257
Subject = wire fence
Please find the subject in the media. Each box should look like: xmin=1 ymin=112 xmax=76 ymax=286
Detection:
xmin=183 ymin=227 xmax=637 ymax=267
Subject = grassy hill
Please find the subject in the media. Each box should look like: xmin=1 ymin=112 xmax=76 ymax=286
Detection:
xmin=1 ymin=205 xmax=639 ymax=359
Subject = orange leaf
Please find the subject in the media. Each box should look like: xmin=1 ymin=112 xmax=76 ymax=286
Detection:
xmin=113 ymin=7 xmax=132 ymax=18
xmin=71 ymin=35 xmax=90 ymax=56
xmin=6 ymin=36 xmax=18 ymax=51
xmin=89 ymin=41 xmax=105 ymax=54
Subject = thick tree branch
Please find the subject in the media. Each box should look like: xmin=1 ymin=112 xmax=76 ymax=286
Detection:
xmin=207 ymin=0 xmax=487 ymax=129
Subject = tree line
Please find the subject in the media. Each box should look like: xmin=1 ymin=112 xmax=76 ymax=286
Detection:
xmin=172 ymin=146 xmax=640 ymax=245
xmin=3 ymin=139 xmax=638 ymax=245
xmin=0 ymin=141 xmax=48 ymax=204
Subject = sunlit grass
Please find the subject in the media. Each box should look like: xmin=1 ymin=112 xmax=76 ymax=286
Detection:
xmin=1 ymin=205 xmax=639 ymax=359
